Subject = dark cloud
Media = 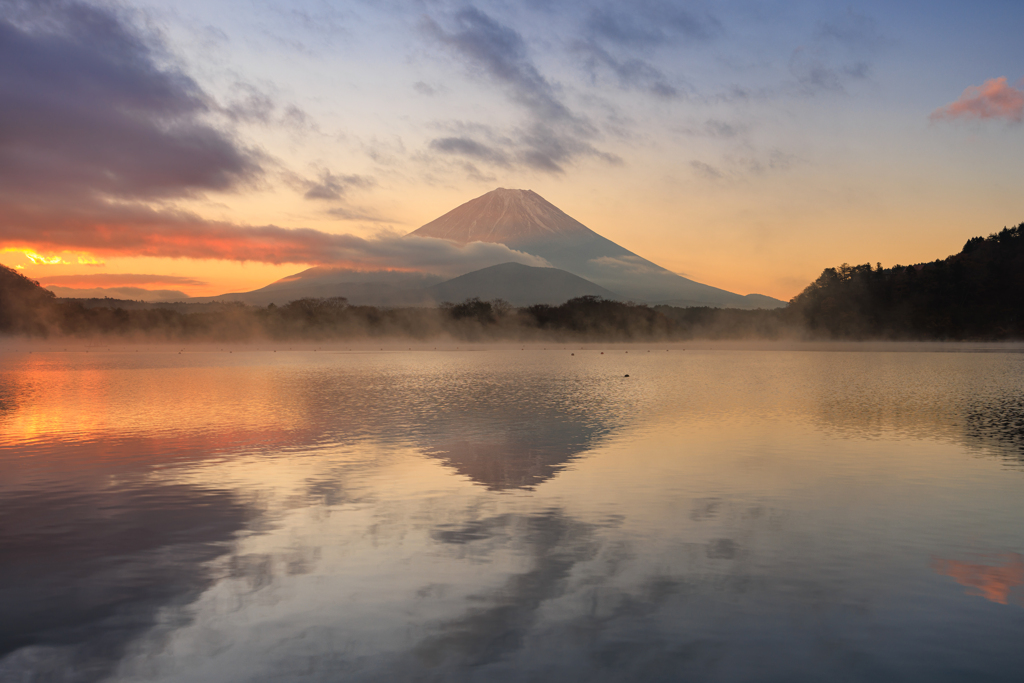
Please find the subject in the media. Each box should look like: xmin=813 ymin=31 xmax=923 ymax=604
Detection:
xmin=690 ymin=148 xmax=798 ymax=181
xmin=517 ymin=121 xmax=622 ymax=172
xmin=429 ymin=137 xmax=510 ymax=166
xmin=690 ymin=160 xmax=723 ymax=180
xmin=703 ymin=119 xmax=743 ymax=138
xmin=789 ymin=46 xmax=870 ymax=94
xmin=221 ymin=83 xmax=319 ymax=133
xmin=422 ymin=7 xmax=573 ymax=122
xmin=585 ymin=0 xmax=721 ymax=47
xmin=222 ymin=83 xmax=277 ymax=124
xmin=751 ymin=149 xmax=799 ymax=174
xmin=413 ymin=81 xmax=437 ymax=96
xmin=421 ymin=6 xmax=617 ymax=176
xmin=0 ymin=0 xmax=389 ymax=269
xmin=280 ymin=104 xmax=318 ymax=132
xmin=0 ymin=0 xmax=260 ymax=203
xmin=786 ymin=9 xmax=883 ymax=96
xmin=324 ymin=206 xmax=393 ymax=222
xmin=572 ymin=39 xmax=680 ymax=99
xmin=817 ymin=9 xmax=885 ymax=49
xmin=303 ymin=170 xmax=374 ymax=200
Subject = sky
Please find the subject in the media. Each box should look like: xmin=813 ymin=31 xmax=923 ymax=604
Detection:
xmin=2 ymin=0 xmax=1023 ymax=301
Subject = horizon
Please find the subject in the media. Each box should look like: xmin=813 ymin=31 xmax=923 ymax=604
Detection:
xmin=2 ymin=0 xmax=1023 ymax=301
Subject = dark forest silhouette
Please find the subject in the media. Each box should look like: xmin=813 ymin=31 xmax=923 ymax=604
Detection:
xmin=788 ymin=223 xmax=1023 ymax=338
xmin=2 ymin=222 xmax=1021 ymax=341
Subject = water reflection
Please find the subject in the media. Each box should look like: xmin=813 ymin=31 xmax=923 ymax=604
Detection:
xmin=0 ymin=484 xmax=251 ymax=682
xmin=419 ymin=510 xmax=602 ymax=669
xmin=965 ymin=395 xmax=1024 ymax=463
xmin=2 ymin=349 xmax=1024 ymax=681
xmin=806 ymin=352 xmax=1024 ymax=464
xmin=423 ymin=426 xmax=609 ymax=490
xmin=933 ymin=554 xmax=1024 ymax=606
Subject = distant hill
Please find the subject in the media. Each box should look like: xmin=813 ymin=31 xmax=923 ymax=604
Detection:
xmin=410 ymin=188 xmax=786 ymax=309
xmin=186 ymin=268 xmax=443 ymax=307
xmin=185 ymin=262 xmax=618 ymax=308
xmin=425 ymin=262 xmax=617 ymax=306
xmin=0 ymin=264 xmax=56 ymax=334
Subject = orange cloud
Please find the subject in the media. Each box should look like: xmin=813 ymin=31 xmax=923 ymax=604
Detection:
xmin=4 ymin=249 xmax=68 ymax=265
xmin=933 ymin=553 xmax=1024 ymax=605
xmin=35 ymin=273 xmax=207 ymax=288
xmin=930 ymin=77 xmax=1024 ymax=123
xmin=0 ymin=202 xmax=549 ymax=276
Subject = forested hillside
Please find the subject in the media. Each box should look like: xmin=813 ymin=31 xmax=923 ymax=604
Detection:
xmin=789 ymin=223 xmax=1024 ymax=338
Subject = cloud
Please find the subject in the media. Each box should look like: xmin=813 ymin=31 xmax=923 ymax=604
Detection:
xmin=429 ymin=137 xmax=510 ymax=166
xmin=584 ymin=0 xmax=721 ymax=47
xmin=413 ymin=81 xmax=437 ymax=96
xmin=703 ymin=119 xmax=743 ymax=138
xmin=35 ymin=273 xmax=207 ymax=287
xmin=0 ymin=0 xmax=260 ymax=204
xmin=221 ymin=83 xmax=277 ymax=124
xmin=517 ymin=122 xmax=622 ymax=172
xmin=789 ymin=46 xmax=869 ymax=94
xmin=572 ymin=40 xmax=679 ymax=99
xmin=421 ymin=6 xmax=617 ymax=175
xmin=0 ymin=0 xmax=384 ymax=276
xmin=325 ymin=206 xmax=394 ymax=222
xmin=422 ymin=7 xmax=573 ymax=122
xmin=930 ymin=77 xmax=1024 ymax=124
xmin=0 ymin=200 xmax=550 ymax=276
xmin=690 ymin=160 xmax=723 ymax=180
xmin=782 ymin=10 xmax=882 ymax=97
xmin=690 ymin=149 xmax=798 ymax=181
xmin=45 ymin=286 xmax=191 ymax=301
xmin=817 ymin=9 xmax=885 ymax=49
xmin=303 ymin=171 xmax=374 ymax=200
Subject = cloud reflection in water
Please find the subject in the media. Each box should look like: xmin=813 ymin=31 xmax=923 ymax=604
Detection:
xmin=2 ymin=349 xmax=1024 ymax=681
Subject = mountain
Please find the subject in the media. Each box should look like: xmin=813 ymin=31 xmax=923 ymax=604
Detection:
xmin=186 ymin=268 xmax=443 ymax=307
xmin=410 ymin=188 xmax=784 ymax=309
xmin=189 ymin=189 xmax=784 ymax=309
xmin=186 ymin=263 xmax=615 ymax=308
xmin=425 ymin=262 xmax=618 ymax=306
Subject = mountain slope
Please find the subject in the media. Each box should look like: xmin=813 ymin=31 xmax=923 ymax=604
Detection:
xmin=186 ymin=268 xmax=443 ymax=307
xmin=1 ymin=264 xmax=57 ymax=334
xmin=410 ymin=188 xmax=784 ymax=308
xmin=425 ymin=262 xmax=617 ymax=306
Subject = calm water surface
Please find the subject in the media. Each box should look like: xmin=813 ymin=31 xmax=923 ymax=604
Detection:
xmin=1 ymin=347 xmax=1023 ymax=682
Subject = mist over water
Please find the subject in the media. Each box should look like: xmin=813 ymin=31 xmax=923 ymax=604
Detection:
xmin=2 ymin=347 xmax=1023 ymax=682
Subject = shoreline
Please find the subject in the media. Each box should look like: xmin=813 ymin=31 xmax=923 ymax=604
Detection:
xmin=3 ymin=339 xmax=1023 ymax=354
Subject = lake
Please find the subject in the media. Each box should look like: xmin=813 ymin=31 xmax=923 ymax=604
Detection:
xmin=2 ymin=344 xmax=1023 ymax=682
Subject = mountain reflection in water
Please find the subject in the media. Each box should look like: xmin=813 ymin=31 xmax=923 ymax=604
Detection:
xmin=1 ymin=347 xmax=1024 ymax=682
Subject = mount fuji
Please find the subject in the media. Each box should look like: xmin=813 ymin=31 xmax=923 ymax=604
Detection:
xmin=409 ymin=188 xmax=784 ymax=308
xmin=195 ymin=189 xmax=783 ymax=308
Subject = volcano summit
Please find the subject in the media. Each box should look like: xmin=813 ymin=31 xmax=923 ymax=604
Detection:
xmin=410 ymin=189 xmax=783 ymax=309
xmin=193 ymin=189 xmax=783 ymax=308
